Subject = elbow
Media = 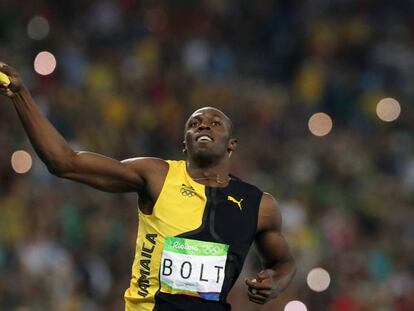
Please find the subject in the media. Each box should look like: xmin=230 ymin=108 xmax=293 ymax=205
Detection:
xmin=47 ymin=165 xmax=63 ymax=177
xmin=47 ymin=163 xmax=69 ymax=177
xmin=46 ymin=155 xmax=76 ymax=178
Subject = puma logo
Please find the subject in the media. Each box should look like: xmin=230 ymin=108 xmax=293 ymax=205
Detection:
xmin=227 ymin=196 xmax=243 ymax=210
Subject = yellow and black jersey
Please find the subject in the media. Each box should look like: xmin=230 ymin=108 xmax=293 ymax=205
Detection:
xmin=124 ymin=160 xmax=263 ymax=311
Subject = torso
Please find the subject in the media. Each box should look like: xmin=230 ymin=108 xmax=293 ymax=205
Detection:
xmin=125 ymin=160 xmax=263 ymax=311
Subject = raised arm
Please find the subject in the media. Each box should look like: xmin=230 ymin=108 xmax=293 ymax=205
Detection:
xmin=0 ymin=62 xmax=167 ymax=193
xmin=245 ymin=193 xmax=296 ymax=305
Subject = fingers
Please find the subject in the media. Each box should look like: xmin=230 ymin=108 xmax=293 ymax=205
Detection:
xmin=247 ymin=285 xmax=271 ymax=302
xmin=245 ymin=271 xmax=274 ymax=305
xmin=0 ymin=80 xmax=9 ymax=89
xmin=0 ymin=85 xmax=14 ymax=97
xmin=245 ymin=277 xmax=272 ymax=290
xmin=247 ymin=291 xmax=270 ymax=304
xmin=256 ymin=270 xmax=271 ymax=282
xmin=0 ymin=62 xmax=15 ymax=75
xmin=246 ymin=286 xmax=271 ymax=297
xmin=245 ymin=278 xmax=271 ymax=304
xmin=245 ymin=270 xmax=272 ymax=290
xmin=0 ymin=76 xmax=14 ymax=97
xmin=0 ymin=62 xmax=23 ymax=95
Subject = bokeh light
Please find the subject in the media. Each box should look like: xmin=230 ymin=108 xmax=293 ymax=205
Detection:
xmin=307 ymin=267 xmax=331 ymax=292
xmin=285 ymin=300 xmax=307 ymax=311
xmin=27 ymin=16 xmax=50 ymax=40
xmin=11 ymin=150 xmax=33 ymax=174
xmin=308 ymin=112 xmax=333 ymax=136
xmin=34 ymin=51 xmax=57 ymax=76
xmin=376 ymin=98 xmax=401 ymax=122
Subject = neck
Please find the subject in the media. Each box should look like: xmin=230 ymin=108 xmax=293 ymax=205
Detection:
xmin=186 ymin=156 xmax=231 ymax=187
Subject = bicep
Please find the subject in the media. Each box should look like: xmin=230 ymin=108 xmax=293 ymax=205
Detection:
xmin=60 ymin=151 xmax=163 ymax=193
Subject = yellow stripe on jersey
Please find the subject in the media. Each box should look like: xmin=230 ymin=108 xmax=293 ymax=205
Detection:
xmin=125 ymin=160 xmax=207 ymax=311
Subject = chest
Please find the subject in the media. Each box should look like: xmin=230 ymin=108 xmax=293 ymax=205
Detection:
xmin=153 ymin=180 xmax=261 ymax=247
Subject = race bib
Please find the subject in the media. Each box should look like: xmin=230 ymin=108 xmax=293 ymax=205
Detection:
xmin=160 ymin=237 xmax=229 ymax=301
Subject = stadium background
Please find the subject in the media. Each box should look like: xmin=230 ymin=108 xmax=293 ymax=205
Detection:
xmin=0 ymin=0 xmax=413 ymax=310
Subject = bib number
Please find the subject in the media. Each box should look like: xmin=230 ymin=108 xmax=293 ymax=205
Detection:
xmin=160 ymin=237 xmax=229 ymax=301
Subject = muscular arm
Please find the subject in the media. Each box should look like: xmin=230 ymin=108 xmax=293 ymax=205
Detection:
xmin=0 ymin=63 xmax=167 ymax=194
xmin=245 ymin=193 xmax=296 ymax=304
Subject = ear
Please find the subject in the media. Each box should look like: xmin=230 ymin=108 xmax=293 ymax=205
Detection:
xmin=182 ymin=141 xmax=187 ymax=154
xmin=227 ymin=138 xmax=238 ymax=153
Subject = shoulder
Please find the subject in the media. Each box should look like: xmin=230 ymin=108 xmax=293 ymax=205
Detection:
xmin=230 ymin=175 xmax=263 ymax=195
xmin=257 ymin=192 xmax=282 ymax=233
xmin=122 ymin=157 xmax=169 ymax=171
xmin=121 ymin=157 xmax=169 ymax=182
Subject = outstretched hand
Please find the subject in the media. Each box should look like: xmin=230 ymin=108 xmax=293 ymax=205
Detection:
xmin=245 ymin=270 xmax=279 ymax=305
xmin=0 ymin=62 xmax=23 ymax=98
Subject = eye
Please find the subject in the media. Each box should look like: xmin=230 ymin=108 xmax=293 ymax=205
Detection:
xmin=189 ymin=120 xmax=199 ymax=128
xmin=211 ymin=121 xmax=222 ymax=126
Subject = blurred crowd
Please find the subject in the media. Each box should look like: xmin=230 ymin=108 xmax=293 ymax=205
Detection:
xmin=0 ymin=0 xmax=413 ymax=310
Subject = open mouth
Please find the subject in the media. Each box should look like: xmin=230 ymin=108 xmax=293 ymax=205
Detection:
xmin=196 ymin=135 xmax=213 ymax=142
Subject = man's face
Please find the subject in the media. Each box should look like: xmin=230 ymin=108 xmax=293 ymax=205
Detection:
xmin=184 ymin=108 xmax=235 ymax=160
